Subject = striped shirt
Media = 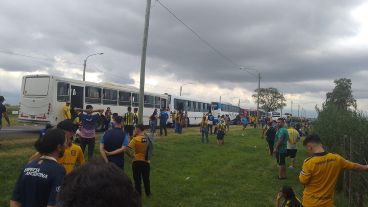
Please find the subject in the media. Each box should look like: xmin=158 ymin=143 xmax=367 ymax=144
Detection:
xmin=124 ymin=112 xmax=134 ymax=126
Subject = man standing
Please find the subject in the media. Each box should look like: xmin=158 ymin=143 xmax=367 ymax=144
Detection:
xmin=11 ymin=129 xmax=66 ymax=207
xmin=124 ymin=106 xmax=134 ymax=138
xmin=274 ymin=118 xmax=288 ymax=179
xmin=63 ymin=101 xmax=71 ymax=120
xmin=159 ymin=108 xmax=168 ymax=136
xmin=100 ymin=116 xmax=129 ymax=170
xmin=241 ymin=116 xmax=248 ymax=136
xmin=287 ymin=123 xmax=300 ymax=169
xmin=265 ymin=121 xmax=276 ymax=156
xmin=299 ymin=134 xmax=368 ymax=207
xmin=0 ymin=96 xmax=10 ymax=130
xmin=128 ymin=124 xmax=152 ymax=197
xmin=78 ymin=105 xmax=103 ymax=160
xmin=207 ymin=112 xmax=214 ymax=135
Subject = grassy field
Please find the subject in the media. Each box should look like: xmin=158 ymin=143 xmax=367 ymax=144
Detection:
xmin=0 ymin=126 xmax=348 ymax=206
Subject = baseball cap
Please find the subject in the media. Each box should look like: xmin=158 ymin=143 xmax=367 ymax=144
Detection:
xmin=57 ymin=120 xmax=77 ymax=132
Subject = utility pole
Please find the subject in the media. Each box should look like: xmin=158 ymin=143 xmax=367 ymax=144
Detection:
xmin=238 ymin=98 xmax=240 ymax=107
xmin=280 ymin=92 xmax=284 ymax=117
xmin=298 ymin=104 xmax=300 ymax=118
xmin=256 ymin=72 xmax=261 ymax=123
xmin=291 ymin=100 xmax=293 ymax=116
xmin=179 ymin=86 xmax=182 ymax=96
xmin=138 ymin=0 xmax=151 ymax=124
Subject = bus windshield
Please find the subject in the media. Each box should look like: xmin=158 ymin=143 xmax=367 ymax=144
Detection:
xmin=24 ymin=77 xmax=50 ymax=96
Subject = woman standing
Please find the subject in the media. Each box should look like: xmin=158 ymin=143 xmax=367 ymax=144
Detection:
xmin=150 ymin=109 xmax=158 ymax=135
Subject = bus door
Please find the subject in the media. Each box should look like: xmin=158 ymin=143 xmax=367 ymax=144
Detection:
xmin=71 ymin=85 xmax=84 ymax=109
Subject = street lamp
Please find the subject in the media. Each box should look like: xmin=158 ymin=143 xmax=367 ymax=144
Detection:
xmin=240 ymin=67 xmax=261 ymax=123
xmin=83 ymin=52 xmax=104 ymax=81
xmin=179 ymin=83 xmax=193 ymax=96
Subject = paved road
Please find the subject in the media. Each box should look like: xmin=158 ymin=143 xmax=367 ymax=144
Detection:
xmin=0 ymin=125 xmax=41 ymax=138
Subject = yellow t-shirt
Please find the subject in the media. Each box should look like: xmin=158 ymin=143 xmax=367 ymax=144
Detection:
xmin=63 ymin=105 xmax=71 ymax=120
xmin=299 ymin=152 xmax=354 ymax=207
xmin=128 ymin=134 xmax=148 ymax=163
xmin=58 ymin=144 xmax=85 ymax=174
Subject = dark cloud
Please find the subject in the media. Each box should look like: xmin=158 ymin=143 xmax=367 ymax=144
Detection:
xmin=0 ymin=0 xmax=367 ymax=108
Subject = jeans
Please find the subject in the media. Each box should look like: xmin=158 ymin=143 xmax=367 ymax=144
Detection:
xmin=208 ymin=124 xmax=213 ymax=135
xmin=150 ymin=120 xmax=157 ymax=134
xmin=80 ymin=137 xmax=95 ymax=160
xmin=132 ymin=161 xmax=151 ymax=196
xmin=201 ymin=128 xmax=209 ymax=143
xmin=160 ymin=123 xmax=167 ymax=136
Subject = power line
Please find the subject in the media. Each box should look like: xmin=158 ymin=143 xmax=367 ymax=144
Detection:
xmin=156 ymin=0 xmax=240 ymax=68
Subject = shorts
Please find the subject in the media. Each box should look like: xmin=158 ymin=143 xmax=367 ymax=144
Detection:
xmin=217 ymin=131 xmax=225 ymax=140
xmin=124 ymin=125 xmax=134 ymax=137
xmin=287 ymin=149 xmax=297 ymax=158
xmin=242 ymin=123 xmax=247 ymax=128
xmin=276 ymin=152 xmax=287 ymax=166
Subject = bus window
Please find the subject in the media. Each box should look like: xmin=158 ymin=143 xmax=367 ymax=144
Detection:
xmin=154 ymin=97 xmax=160 ymax=109
xmin=85 ymin=86 xmax=101 ymax=104
xmin=161 ymin=98 xmax=167 ymax=109
xmin=199 ymin=102 xmax=203 ymax=112
xmin=132 ymin=93 xmax=139 ymax=107
xmin=193 ymin=102 xmax=198 ymax=112
xmin=204 ymin=103 xmax=208 ymax=112
xmin=119 ymin=91 xmax=131 ymax=106
xmin=103 ymin=89 xmax=117 ymax=105
xmin=57 ymin=82 xmax=70 ymax=102
xmin=144 ymin=95 xmax=154 ymax=108
xmin=24 ymin=76 xmax=50 ymax=96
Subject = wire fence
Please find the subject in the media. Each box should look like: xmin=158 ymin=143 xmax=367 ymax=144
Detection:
xmin=314 ymin=106 xmax=368 ymax=207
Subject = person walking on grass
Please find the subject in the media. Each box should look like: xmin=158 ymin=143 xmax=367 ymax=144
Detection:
xmin=287 ymin=123 xmax=300 ymax=169
xmin=299 ymin=134 xmax=368 ymax=207
xmin=275 ymin=186 xmax=301 ymax=207
xmin=124 ymin=106 xmax=135 ymax=139
xmin=0 ymin=96 xmax=10 ymax=130
xmin=159 ymin=108 xmax=168 ymax=136
xmin=11 ymin=129 xmax=66 ymax=207
xmin=100 ymin=116 xmax=129 ymax=170
xmin=241 ymin=115 xmax=248 ymax=136
xmin=128 ymin=124 xmax=153 ymax=197
xmin=274 ymin=118 xmax=288 ymax=180
xmin=150 ymin=109 xmax=158 ymax=135
xmin=78 ymin=105 xmax=104 ymax=160
xmin=200 ymin=114 xmax=209 ymax=143
xmin=265 ymin=121 xmax=277 ymax=156
xmin=216 ymin=120 xmax=226 ymax=145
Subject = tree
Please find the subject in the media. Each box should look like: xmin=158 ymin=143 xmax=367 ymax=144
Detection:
xmin=252 ymin=88 xmax=286 ymax=112
xmin=325 ymin=78 xmax=357 ymax=110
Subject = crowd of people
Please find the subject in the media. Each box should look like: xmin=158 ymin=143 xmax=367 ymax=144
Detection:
xmin=258 ymin=117 xmax=368 ymax=207
xmin=3 ymin=98 xmax=368 ymax=207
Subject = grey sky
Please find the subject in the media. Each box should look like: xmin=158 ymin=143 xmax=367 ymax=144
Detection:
xmin=0 ymin=0 xmax=367 ymax=116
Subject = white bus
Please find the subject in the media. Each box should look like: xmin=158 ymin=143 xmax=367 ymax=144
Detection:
xmin=18 ymin=75 xmax=169 ymax=129
xmin=210 ymin=102 xmax=240 ymax=120
xmin=167 ymin=95 xmax=211 ymax=126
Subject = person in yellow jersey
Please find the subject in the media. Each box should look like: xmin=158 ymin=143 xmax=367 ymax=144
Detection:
xmin=287 ymin=123 xmax=300 ymax=169
xmin=216 ymin=116 xmax=226 ymax=145
xmin=63 ymin=101 xmax=71 ymax=120
xmin=128 ymin=124 xmax=152 ymax=197
xmin=299 ymin=134 xmax=368 ymax=207
xmin=200 ymin=114 xmax=209 ymax=143
xmin=29 ymin=120 xmax=85 ymax=174
xmin=124 ymin=106 xmax=135 ymax=138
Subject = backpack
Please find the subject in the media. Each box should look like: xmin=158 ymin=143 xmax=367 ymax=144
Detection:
xmin=144 ymin=133 xmax=153 ymax=161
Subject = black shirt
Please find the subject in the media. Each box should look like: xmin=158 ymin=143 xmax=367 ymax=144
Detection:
xmin=0 ymin=103 xmax=6 ymax=120
xmin=12 ymin=158 xmax=66 ymax=207
xmin=265 ymin=126 xmax=276 ymax=142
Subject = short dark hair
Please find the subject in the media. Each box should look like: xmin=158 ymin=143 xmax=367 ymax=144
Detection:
xmin=57 ymin=120 xmax=76 ymax=132
xmin=34 ymin=128 xmax=65 ymax=154
xmin=136 ymin=124 xmax=145 ymax=132
xmin=114 ymin=116 xmax=123 ymax=124
xmin=128 ymin=106 xmax=132 ymax=111
xmin=277 ymin=117 xmax=285 ymax=121
xmin=112 ymin=113 xmax=118 ymax=117
xmin=86 ymin=105 xmax=93 ymax=110
xmin=133 ymin=108 xmax=138 ymax=112
xmin=58 ymin=160 xmax=141 ymax=207
xmin=303 ymin=134 xmax=322 ymax=146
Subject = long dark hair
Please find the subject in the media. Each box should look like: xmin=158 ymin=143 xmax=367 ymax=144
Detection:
xmin=281 ymin=186 xmax=301 ymax=207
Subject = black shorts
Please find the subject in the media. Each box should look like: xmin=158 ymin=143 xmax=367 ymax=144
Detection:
xmin=217 ymin=131 xmax=225 ymax=140
xmin=124 ymin=125 xmax=134 ymax=136
xmin=276 ymin=152 xmax=287 ymax=166
xmin=287 ymin=149 xmax=297 ymax=158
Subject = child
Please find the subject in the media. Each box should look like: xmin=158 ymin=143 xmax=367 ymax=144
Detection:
xmin=216 ymin=121 xmax=226 ymax=145
xmin=241 ymin=116 xmax=248 ymax=136
xmin=275 ymin=186 xmax=301 ymax=207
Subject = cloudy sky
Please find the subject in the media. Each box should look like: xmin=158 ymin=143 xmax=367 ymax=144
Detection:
xmin=1 ymin=0 xmax=368 ymax=117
